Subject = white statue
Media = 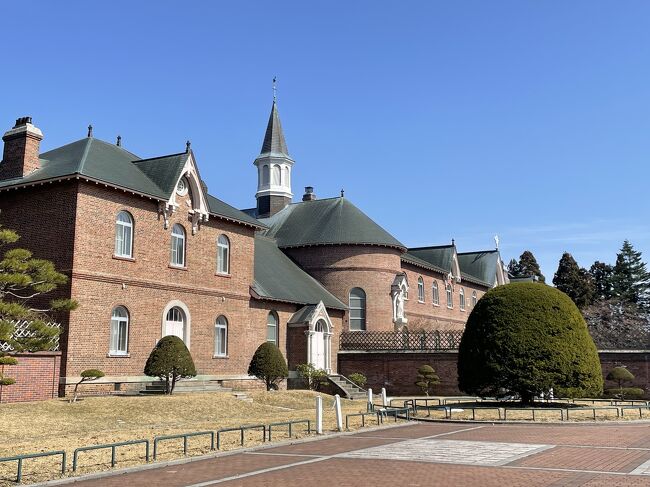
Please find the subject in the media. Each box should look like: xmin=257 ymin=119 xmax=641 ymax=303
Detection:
xmin=391 ymin=274 xmax=408 ymax=326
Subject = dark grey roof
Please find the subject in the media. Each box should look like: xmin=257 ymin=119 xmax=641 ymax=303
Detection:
xmin=401 ymin=252 xmax=448 ymax=274
xmin=288 ymin=305 xmax=318 ymax=324
xmin=260 ymin=101 xmax=289 ymax=156
xmin=457 ymin=250 xmax=500 ymax=287
xmin=133 ymin=152 xmax=188 ymax=195
xmin=0 ymin=137 xmax=167 ymax=198
xmin=259 ymin=197 xmax=405 ymax=250
xmin=407 ymin=245 xmax=455 ymax=271
xmin=206 ymin=194 xmax=265 ymax=228
xmin=252 ymin=235 xmax=346 ymax=309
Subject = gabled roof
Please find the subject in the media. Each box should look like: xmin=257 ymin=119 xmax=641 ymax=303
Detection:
xmin=457 ymin=250 xmax=500 ymax=287
xmin=259 ymin=197 xmax=405 ymax=251
xmin=401 ymin=252 xmax=448 ymax=274
xmin=407 ymin=245 xmax=455 ymax=271
xmin=206 ymin=194 xmax=265 ymax=228
xmin=260 ymin=101 xmax=289 ymax=157
xmin=133 ymin=152 xmax=189 ymax=196
xmin=251 ymin=235 xmax=346 ymax=309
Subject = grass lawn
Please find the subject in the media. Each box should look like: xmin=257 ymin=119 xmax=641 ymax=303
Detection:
xmin=0 ymin=390 xmax=379 ymax=485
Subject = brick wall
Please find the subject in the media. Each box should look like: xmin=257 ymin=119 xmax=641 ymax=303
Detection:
xmin=0 ymin=352 xmax=61 ymax=403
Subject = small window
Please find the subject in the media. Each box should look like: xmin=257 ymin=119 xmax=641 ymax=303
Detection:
xmin=114 ymin=211 xmax=133 ymax=258
xmin=315 ymin=320 xmax=325 ymax=333
xmin=262 ymin=165 xmax=270 ymax=185
xmin=176 ymin=177 xmax=189 ymax=196
xmin=459 ymin=287 xmax=466 ymax=311
xmin=349 ymin=287 xmax=367 ymax=331
xmin=214 ymin=316 xmax=228 ymax=356
xmin=432 ymin=281 xmax=439 ymax=306
xmin=272 ymin=164 xmax=281 ymax=185
xmin=417 ymin=277 xmax=425 ymax=303
xmin=446 ymin=283 xmax=453 ymax=309
xmin=170 ymin=224 xmax=186 ymax=267
xmin=217 ymin=235 xmax=230 ymax=274
xmin=267 ymin=311 xmax=278 ymax=344
xmin=110 ymin=306 xmax=129 ymax=355
xmin=472 ymin=291 xmax=478 ymax=308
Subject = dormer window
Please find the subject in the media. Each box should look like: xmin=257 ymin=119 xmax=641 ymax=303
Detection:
xmin=176 ymin=177 xmax=189 ymax=196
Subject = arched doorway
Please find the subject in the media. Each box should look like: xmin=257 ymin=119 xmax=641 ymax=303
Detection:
xmin=161 ymin=301 xmax=191 ymax=347
xmin=311 ymin=320 xmax=327 ymax=370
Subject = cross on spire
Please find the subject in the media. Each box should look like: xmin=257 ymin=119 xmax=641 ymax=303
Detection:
xmin=272 ymin=76 xmax=277 ymax=102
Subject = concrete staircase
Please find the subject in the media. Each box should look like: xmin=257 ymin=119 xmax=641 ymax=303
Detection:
xmin=140 ymin=379 xmax=232 ymax=395
xmin=328 ymin=374 xmax=367 ymax=400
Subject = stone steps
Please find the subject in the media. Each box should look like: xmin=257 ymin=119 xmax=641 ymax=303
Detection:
xmin=328 ymin=374 xmax=367 ymax=400
xmin=139 ymin=380 xmax=232 ymax=395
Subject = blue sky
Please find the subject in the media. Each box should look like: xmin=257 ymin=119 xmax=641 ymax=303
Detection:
xmin=2 ymin=1 xmax=649 ymax=279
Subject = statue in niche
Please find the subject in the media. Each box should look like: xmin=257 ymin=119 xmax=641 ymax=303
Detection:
xmin=391 ymin=274 xmax=408 ymax=328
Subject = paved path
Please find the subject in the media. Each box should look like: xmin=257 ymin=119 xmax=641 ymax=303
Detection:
xmin=64 ymin=422 xmax=650 ymax=486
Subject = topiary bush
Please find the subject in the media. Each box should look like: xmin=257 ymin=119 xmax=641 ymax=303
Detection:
xmin=144 ymin=336 xmax=196 ymax=394
xmin=458 ymin=282 xmax=603 ymax=405
xmin=603 ymin=387 xmax=645 ymax=400
xmin=248 ymin=342 xmax=288 ymax=391
xmin=348 ymin=372 xmax=367 ymax=389
xmin=71 ymin=369 xmax=105 ymax=403
xmin=415 ymin=365 xmax=440 ymax=396
xmin=0 ymin=356 xmax=18 ymax=386
xmin=606 ymin=366 xmax=635 ymax=391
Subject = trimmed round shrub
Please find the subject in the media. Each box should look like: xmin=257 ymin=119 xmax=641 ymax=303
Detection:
xmin=603 ymin=387 xmax=645 ymax=400
xmin=248 ymin=342 xmax=288 ymax=391
xmin=458 ymin=283 xmax=603 ymax=404
xmin=415 ymin=364 xmax=440 ymax=396
xmin=0 ymin=356 xmax=18 ymax=386
xmin=606 ymin=366 xmax=634 ymax=389
xmin=144 ymin=336 xmax=196 ymax=394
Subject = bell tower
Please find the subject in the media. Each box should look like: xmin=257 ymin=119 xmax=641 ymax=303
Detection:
xmin=254 ymin=88 xmax=294 ymax=218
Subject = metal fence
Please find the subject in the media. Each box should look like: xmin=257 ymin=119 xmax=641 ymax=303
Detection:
xmin=339 ymin=330 xmax=463 ymax=351
xmin=0 ymin=320 xmax=62 ymax=353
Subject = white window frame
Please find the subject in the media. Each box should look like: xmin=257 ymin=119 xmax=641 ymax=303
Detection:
xmin=109 ymin=306 xmax=129 ymax=355
xmin=417 ymin=277 xmax=425 ymax=303
xmin=472 ymin=291 xmax=478 ymax=308
xmin=349 ymin=287 xmax=367 ymax=331
xmin=214 ymin=315 xmax=228 ymax=357
xmin=267 ymin=311 xmax=278 ymax=344
xmin=217 ymin=234 xmax=230 ymax=274
xmin=170 ymin=224 xmax=186 ymax=267
xmin=446 ymin=283 xmax=453 ymax=309
xmin=114 ymin=211 xmax=133 ymax=258
xmin=432 ymin=281 xmax=440 ymax=306
xmin=459 ymin=287 xmax=466 ymax=311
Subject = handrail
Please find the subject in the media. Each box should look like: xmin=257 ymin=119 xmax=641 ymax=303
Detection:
xmin=216 ymin=424 xmax=266 ymax=449
xmin=73 ymin=439 xmax=149 ymax=472
xmin=153 ymin=431 xmax=215 ymax=460
xmin=267 ymin=420 xmax=311 ymax=441
xmin=0 ymin=450 xmax=66 ymax=483
xmin=345 ymin=412 xmax=377 ymax=429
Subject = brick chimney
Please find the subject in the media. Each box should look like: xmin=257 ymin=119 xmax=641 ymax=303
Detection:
xmin=302 ymin=186 xmax=316 ymax=202
xmin=1 ymin=117 xmax=43 ymax=180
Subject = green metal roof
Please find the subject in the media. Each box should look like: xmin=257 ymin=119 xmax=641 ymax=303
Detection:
xmin=133 ymin=152 xmax=188 ymax=196
xmin=259 ymin=197 xmax=405 ymax=250
xmin=206 ymin=194 xmax=265 ymax=228
xmin=457 ymin=250 xmax=500 ymax=287
xmin=401 ymin=252 xmax=448 ymax=274
xmin=252 ymin=235 xmax=346 ymax=309
xmin=407 ymin=245 xmax=455 ymax=271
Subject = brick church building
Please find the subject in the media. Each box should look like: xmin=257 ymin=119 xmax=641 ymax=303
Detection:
xmin=0 ymin=98 xmax=508 ymax=398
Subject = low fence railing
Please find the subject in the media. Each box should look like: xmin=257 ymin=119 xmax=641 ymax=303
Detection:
xmin=339 ymin=330 xmax=463 ymax=352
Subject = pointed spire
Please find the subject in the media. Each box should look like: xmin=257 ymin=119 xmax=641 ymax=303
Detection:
xmin=260 ymin=100 xmax=289 ymax=156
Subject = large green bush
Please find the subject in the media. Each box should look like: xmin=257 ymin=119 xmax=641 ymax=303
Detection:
xmin=144 ymin=336 xmax=196 ymax=394
xmin=603 ymin=387 xmax=645 ymax=400
xmin=248 ymin=342 xmax=288 ymax=391
xmin=458 ymin=283 xmax=603 ymax=404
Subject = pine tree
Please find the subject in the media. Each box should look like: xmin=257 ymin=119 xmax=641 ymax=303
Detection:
xmin=611 ymin=240 xmax=650 ymax=308
xmin=552 ymin=252 xmax=594 ymax=308
xmin=589 ymin=261 xmax=614 ymax=302
xmin=507 ymin=258 xmax=522 ymax=278
xmin=518 ymin=250 xmax=546 ymax=283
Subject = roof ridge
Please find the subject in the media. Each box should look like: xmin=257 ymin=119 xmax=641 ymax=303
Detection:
xmin=286 ymin=195 xmax=343 ymax=206
xmin=457 ymin=249 xmax=498 ymax=255
xmin=134 ymin=152 xmax=188 ymax=164
xmin=76 ymin=138 xmax=93 ymax=174
xmin=409 ymin=244 xmax=455 ymax=250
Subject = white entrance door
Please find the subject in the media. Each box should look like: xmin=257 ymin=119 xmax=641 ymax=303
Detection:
xmin=165 ymin=307 xmax=186 ymax=342
xmin=311 ymin=320 xmax=326 ymax=370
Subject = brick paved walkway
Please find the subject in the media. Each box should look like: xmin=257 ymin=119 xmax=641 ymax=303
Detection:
xmin=55 ymin=422 xmax=650 ymax=486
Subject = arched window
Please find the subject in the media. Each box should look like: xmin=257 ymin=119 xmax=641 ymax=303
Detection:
xmin=432 ymin=281 xmax=439 ymax=306
xmin=165 ymin=306 xmax=186 ymax=341
xmin=267 ymin=311 xmax=278 ymax=344
xmin=272 ymin=164 xmax=281 ymax=185
xmin=214 ymin=315 xmax=228 ymax=357
xmin=459 ymin=287 xmax=466 ymax=311
xmin=314 ymin=320 xmax=325 ymax=333
xmin=110 ymin=306 xmax=129 ymax=355
xmin=284 ymin=166 xmax=291 ymax=186
xmin=114 ymin=211 xmax=133 ymax=258
xmin=217 ymin=235 xmax=230 ymax=274
xmin=446 ymin=283 xmax=453 ymax=309
xmin=349 ymin=287 xmax=367 ymax=331
xmin=417 ymin=277 xmax=425 ymax=302
xmin=472 ymin=291 xmax=478 ymax=308
xmin=262 ymin=165 xmax=270 ymax=185
xmin=170 ymin=224 xmax=186 ymax=267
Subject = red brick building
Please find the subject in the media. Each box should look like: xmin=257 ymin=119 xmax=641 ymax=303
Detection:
xmin=0 ymin=101 xmax=507 ymax=399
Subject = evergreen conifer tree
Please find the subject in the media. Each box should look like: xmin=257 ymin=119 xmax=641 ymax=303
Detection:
xmin=553 ymin=252 xmax=594 ymax=308
xmin=507 ymin=258 xmax=522 ymax=278
xmin=611 ymin=240 xmax=650 ymax=308
xmin=589 ymin=261 xmax=614 ymax=302
xmin=518 ymin=250 xmax=546 ymax=283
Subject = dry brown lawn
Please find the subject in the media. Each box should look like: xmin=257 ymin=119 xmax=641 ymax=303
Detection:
xmin=0 ymin=390 xmax=384 ymax=485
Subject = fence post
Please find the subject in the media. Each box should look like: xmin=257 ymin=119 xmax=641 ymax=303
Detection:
xmin=334 ymin=394 xmax=343 ymax=432
xmin=381 ymin=387 xmax=388 ymax=407
xmin=316 ymin=395 xmax=323 ymax=434
xmin=367 ymin=388 xmax=373 ymax=412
